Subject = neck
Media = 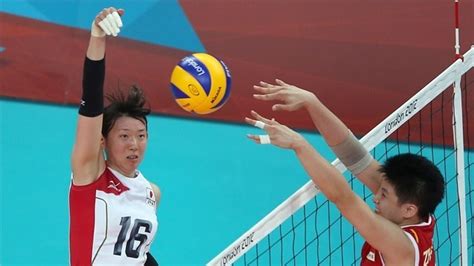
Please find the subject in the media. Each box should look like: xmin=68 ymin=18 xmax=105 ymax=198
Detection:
xmin=107 ymin=161 xmax=136 ymax=178
xmin=400 ymin=215 xmax=427 ymax=227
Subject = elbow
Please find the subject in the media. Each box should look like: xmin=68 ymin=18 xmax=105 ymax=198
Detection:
xmin=333 ymin=190 xmax=358 ymax=213
xmin=324 ymin=182 xmax=353 ymax=206
xmin=325 ymin=189 xmax=343 ymax=204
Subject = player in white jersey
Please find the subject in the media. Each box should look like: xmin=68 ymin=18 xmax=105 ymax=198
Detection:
xmin=70 ymin=7 xmax=160 ymax=265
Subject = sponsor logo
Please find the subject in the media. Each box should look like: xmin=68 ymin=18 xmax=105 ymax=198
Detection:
xmin=220 ymin=232 xmax=255 ymax=265
xmin=210 ymin=87 xmax=222 ymax=103
xmin=183 ymin=57 xmax=206 ymax=76
xmin=220 ymin=60 xmax=231 ymax=78
xmin=107 ymin=180 xmax=121 ymax=192
xmin=384 ymin=99 xmax=418 ymax=133
xmin=188 ymin=84 xmax=200 ymax=96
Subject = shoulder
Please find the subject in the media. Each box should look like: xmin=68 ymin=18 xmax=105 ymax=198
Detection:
xmin=402 ymin=216 xmax=436 ymax=244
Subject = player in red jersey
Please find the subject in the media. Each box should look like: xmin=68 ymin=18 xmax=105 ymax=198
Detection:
xmin=246 ymin=79 xmax=445 ymax=265
xmin=70 ymin=7 xmax=160 ymax=265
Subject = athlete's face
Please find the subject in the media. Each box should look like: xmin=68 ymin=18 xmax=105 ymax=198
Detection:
xmin=372 ymin=178 xmax=405 ymax=225
xmin=105 ymin=116 xmax=148 ymax=177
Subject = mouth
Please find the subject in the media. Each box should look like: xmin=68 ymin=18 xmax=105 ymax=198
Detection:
xmin=127 ymin=155 xmax=139 ymax=160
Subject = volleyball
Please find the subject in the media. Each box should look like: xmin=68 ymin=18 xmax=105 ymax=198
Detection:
xmin=169 ymin=53 xmax=232 ymax=114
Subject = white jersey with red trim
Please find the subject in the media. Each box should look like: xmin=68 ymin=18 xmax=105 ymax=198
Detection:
xmin=69 ymin=167 xmax=158 ymax=265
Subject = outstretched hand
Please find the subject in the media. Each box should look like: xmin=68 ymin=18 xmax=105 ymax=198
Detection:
xmin=245 ymin=110 xmax=304 ymax=150
xmin=91 ymin=7 xmax=125 ymax=37
xmin=253 ymin=79 xmax=317 ymax=112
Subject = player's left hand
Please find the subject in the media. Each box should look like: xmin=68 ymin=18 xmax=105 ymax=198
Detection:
xmin=253 ymin=79 xmax=317 ymax=112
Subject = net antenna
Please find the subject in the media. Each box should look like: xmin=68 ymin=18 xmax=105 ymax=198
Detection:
xmin=208 ymin=47 xmax=474 ymax=266
xmin=454 ymin=0 xmax=462 ymax=59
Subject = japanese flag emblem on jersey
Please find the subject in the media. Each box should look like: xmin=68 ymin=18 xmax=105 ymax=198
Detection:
xmin=146 ymin=187 xmax=156 ymax=207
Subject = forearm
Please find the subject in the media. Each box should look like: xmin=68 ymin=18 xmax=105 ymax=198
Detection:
xmin=293 ymin=138 xmax=352 ymax=203
xmin=86 ymin=35 xmax=106 ymax=60
xmin=305 ymin=96 xmax=351 ymax=146
xmin=79 ymin=55 xmax=105 ymax=117
xmin=304 ymin=95 xmax=380 ymax=190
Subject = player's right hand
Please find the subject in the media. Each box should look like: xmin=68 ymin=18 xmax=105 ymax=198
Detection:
xmin=245 ymin=110 xmax=305 ymax=150
xmin=253 ymin=79 xmax=317 ymax=112
xmin=91 ymin=7 xmax=124 ymax=37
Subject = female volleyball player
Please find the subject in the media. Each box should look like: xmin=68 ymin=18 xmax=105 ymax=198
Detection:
xmin=246 ymin=79 xmax=445 ymax=265
xmin=69 ymin=7 xmax=160 ymax=265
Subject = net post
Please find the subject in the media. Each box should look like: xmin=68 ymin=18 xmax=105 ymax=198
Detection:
xmin=452 ymin=76 xmax=468 ymax=266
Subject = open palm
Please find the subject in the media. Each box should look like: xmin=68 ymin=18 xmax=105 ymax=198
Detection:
xmin=253 ymin=79 xmax=316 ymax=112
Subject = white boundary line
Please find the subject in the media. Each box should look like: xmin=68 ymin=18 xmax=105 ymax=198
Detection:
xmin=207 ymin=47 xmax=474 ymax=266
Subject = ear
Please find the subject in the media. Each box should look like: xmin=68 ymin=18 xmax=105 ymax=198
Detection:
xmin=101 ymin=137 xmax=109 ymax=159
xmin=402 ymin=203 xmax=418 ymax=219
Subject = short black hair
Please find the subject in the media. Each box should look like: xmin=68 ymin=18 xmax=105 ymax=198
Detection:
xmin=380 ymin=153 xmax=445 ymax=220
xmin=102 ymin=85 xmax=151 ymax=138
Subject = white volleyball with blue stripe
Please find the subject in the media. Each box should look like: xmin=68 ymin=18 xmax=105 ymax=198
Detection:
xmin=170 ymin=53 xmax=232 ymax=114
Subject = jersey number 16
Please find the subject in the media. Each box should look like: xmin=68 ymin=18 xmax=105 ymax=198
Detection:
xmin=114 ymin=216 xmax=152 ymax=258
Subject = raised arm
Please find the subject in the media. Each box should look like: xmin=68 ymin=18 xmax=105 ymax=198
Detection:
xmin=71 ymin=7 xmax=124 ymax=185
xmin=245 ymin=111 xmax=414 ymax=265
xmin=253 ymin=80 xmax=382 ymax=193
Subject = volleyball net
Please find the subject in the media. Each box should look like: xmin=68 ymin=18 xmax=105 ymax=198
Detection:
xmin=208 ymin=46 xmax=474 ymax=266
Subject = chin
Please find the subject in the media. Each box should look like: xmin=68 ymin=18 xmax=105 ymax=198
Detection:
xmin=130 ymin=161 xmax=141 ymax=170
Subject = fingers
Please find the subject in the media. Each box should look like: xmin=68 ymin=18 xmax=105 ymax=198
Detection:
xmin=253 ymin=91 xmax=280 ymax=101
xmin=95 ymin=7 xmax=123 ymax=37
xmin=253 ymin=81 xmax=283 ymax=93
xmin=250 ymin=110 xmax=277 ymax=125
xmin=245 ymin=116 xmax=267 ymax=130
xmin=244 ymin=117 xmax=269 ymax=144
xmin=246 ymin=134 xmax=271 ymax=145
xmin=272 ymin=103 xmax=297 ymax=111
xmin=246 ymin=134 xmax=260 ymax=143
xmin=116 ymin=9 xmax=125 ymax=17
xmin=259 ymin=135 xmax=271 ymax=144
xmin=275 ymin=79 xmax=288 ymax=86
xmin=98 ymin=19 xmax=113 ymax=36
xmin=245 ymin=112 xmax=277 ymax=128
xmin=259 ymin=81 xmax=277 ymax=88
xmin=253 ymin=80 xmax=287 ymax=102
xmin=245 ymin=111 xmax=279 ymax=145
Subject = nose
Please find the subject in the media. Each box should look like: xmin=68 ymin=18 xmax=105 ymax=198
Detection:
xmin=129 ymin=136 xmax=138 ymax=150
xmin=373 ymin=192 xmax=380 ymax=204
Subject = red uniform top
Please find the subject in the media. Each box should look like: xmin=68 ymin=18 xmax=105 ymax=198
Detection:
xmin=361 ymin=215 xmax=435 ymax=266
